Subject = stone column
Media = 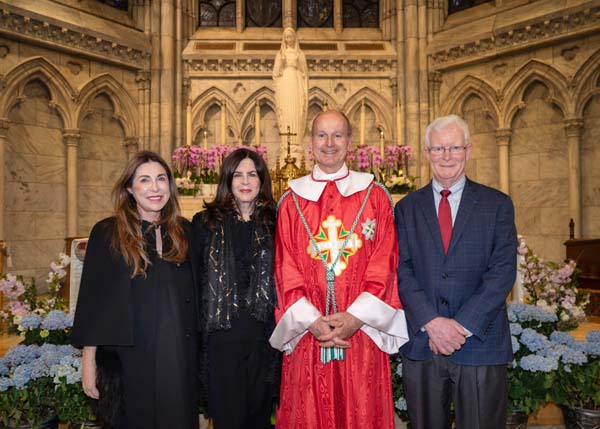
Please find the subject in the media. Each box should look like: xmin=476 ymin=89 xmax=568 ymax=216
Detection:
xmin=186 ymin=98 xmax=193 ymax=147
xmin=428 ymin=71 xmax=442 ymax=120
xmin=0 ymin=119 xmax=9 ymax=241
xmin=220 ymin=100 xmax=227 ymax=146
xmin=175 ymin=0 xmax=183 ymax=149
xmin=160 ymin=0 xmax=176 ymax=161
xmin=124 ymin=137 xmax=140 ymax=161
xmin=495 ymin=128 xmax=512 ymax=195
xmin=283 ymin=0 xmax=294 ymax=28
xmin=334 ymin=0 xmax=342 ymax=34
xmin=564 ymin=118 xmax=583 ymax=238
xmin=63 ymin=130 xmax=81 ymax=237
xmin=136 ymin=70 xmax=149 ymax=150
xmin=255 ymin=101 xmax=261 ymax=147
xmin=236 ymin=0 xmax=245 ymax=32
xmin=404 ymin=0 xmax=423 ymax=183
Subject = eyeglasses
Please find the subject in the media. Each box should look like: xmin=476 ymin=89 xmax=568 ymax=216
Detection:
xmin=426 ymin=145 xmax=469 ymax=156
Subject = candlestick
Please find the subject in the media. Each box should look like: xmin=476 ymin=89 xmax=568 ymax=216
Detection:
xmin=203 ymin=130 xmax=208 ymax=150
xmin=379 ymin=129 xmax=385 ymax=157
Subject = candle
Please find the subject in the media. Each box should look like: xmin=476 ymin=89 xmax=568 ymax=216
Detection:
xmin=359 ymin=99 xmax=366 ymax=147
xmin=203 ymin=130 xmax=208 ymax=150
xmin=379 ymin=129 xmax=385 ymax=157
xmin=186 ymin=99 xmax=192 ymax=147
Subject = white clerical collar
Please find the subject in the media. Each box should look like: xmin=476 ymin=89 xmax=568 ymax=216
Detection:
xmin=289 ymin=164 xmax=374 ymax=201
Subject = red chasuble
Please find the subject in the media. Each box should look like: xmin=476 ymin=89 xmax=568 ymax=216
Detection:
xmin=271 ymin=170 xmax=408 ymax=429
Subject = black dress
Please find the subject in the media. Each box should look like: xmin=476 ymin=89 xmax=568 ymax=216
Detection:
xmin=72 ymin=218 xmax=199 ymax=429
xmin=191 ymin=213 xmax=279 ymax=429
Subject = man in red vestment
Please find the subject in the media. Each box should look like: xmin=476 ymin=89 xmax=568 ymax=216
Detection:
xmin=270 ymin=110 xmax=409 ymax=428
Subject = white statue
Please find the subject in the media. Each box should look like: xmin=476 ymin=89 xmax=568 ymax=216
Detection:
xmin=273 ymin=28 xmax=308 ymax=160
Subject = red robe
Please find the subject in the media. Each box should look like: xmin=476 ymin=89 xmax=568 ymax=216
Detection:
xmin=270 ymin=170 xmax=408 ymax=429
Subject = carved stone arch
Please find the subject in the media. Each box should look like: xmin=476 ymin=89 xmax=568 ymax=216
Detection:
xmin=76 ymin=74 xmax=138 ymax=138
xmin=191 ymin=88 xmax=240 ymax=141
xmin=573 ymin=49 xmax=600 ymax=117
xmin=343 ymin=87 xmax=393 ymax=137
xmin=501 ymin=60 xmax=570 ymax=127
xmin=0 ymin=56 xmax=76 ymax=128
xmin=308 ymin=87 xmax=338 ymax=112
xmin=440 ymin=75 xmax=500 ymax=127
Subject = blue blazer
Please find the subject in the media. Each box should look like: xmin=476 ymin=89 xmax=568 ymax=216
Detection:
xmin=394 ymin=178 xmax=517 ymax=365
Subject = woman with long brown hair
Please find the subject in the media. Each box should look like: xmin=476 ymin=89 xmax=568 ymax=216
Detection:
xmin=192 ymin=148 xmax=279 ymax=429
xmin=72 ymin=151 xmax=198 ymax=429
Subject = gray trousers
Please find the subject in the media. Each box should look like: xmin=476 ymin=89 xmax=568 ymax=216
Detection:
xmin=402 ymin=354 xmax=508 ymax=429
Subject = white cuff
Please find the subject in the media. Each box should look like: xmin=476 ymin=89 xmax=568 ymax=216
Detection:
xmin=347 ymin=292 xmax=409 ymax=354
xmin=269 ymin=297 xmax=322 ymax=354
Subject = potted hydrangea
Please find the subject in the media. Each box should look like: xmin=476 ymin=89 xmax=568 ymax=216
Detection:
xmin=506 ymin=303 xmax=559 ymax=426
xmin=0 ymin=344 xmax=74 ymax=428
xmin=549 ymin=330 xmax=600 ymax=428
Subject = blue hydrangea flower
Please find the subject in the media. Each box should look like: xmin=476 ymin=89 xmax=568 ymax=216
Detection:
xmin=586 ymin=331 xmax=600 ymax=343
xmin=550 ymin=331 xmax=574 ymax=346
xmin=41 ymin=310 xmax=73 ymax=330
xmin=519 ymin=355 xmax=558 ymax=372
xmin=511 ymin=336 xmax=520 ymax=353
xmin=11 ymin=363 xmax=34 ymax=389
xmin=0 ymin=344 xmax=40 ymax=367
xmin=583 ymin=341 xmax=600 ymax=357
xmin=19 ymin=313 xmax=42 ymax=330
xmin=507 ymin=303 xmax=557 ymax=324
xmin=510 ymin=323 xmax=523 ymax=336
xmin=396 ymin=362 xmax=403 ymax=377
xmin=0 ymin=377 xmax=12 ymax=392
xmin=520 ymin=328 xmax=550 ymax=352
xmin=560 ymin=347 xmax=587 ymax=365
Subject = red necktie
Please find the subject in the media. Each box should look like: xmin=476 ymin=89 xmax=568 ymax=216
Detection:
xmin=439 ymin=190 xmax=452 ymax=254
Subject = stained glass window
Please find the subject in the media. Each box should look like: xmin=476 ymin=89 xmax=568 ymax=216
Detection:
xmin=448 ymin=0 xmax=491 ymax=14
xmin=96 ymin=0 xmax=128 ymax=10
xmin=246 ymin=0 xmax=282 ymax=27
xmin=297 ymin=0 xmax=333 ymax=28
xmin=199 ymin=0 xmax=236 ymax=26
xmin=343 ymin=0 xmax=378 ymax=28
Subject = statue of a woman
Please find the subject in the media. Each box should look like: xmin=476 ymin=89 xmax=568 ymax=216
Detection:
xmin=273 ymin=28 xmax=308 ymax=159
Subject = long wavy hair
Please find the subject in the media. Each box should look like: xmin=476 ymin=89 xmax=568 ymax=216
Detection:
xmin=112 ymin=150 xmax=188 ymax=278
xmin=203 ymin=148 xmax=276 ymax=232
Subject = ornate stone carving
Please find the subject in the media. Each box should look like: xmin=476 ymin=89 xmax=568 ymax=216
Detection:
xmin=561 ymin=46 xmax=580 ymax=61
xmin=564 ymin=118 xmax=583 ymax=137
xmin=0 ymin=7 xmax=150 ymax=69
xmin=66 ymin=61 xmax=82 ymax=75
xmin=431 ymin=5 xmax=600 ymax=69
xmin=495 ymin=128 xmax=512 ymax=146
xmin=186 ymin=57 xmax=395 ymax=76
xmin=62 ymin=129 xmax=81 ymax=147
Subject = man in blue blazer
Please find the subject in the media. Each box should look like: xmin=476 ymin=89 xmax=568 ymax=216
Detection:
xmin=395 ymin=114 xmax=517 ymax=429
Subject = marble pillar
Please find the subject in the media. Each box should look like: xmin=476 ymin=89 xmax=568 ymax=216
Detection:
xmin=63 ymin=130 xmax=81 ymax=238
xmin=495 ymin=128 xmax=512 ymax=195
xmin=564 ymin=118 xmax=583 ymax=238
xmin=0 ymin=119 xmax=9 ymax=241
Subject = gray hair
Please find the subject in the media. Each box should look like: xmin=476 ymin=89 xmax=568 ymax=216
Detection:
xmin=424 ymin=114 xmax=470 ymax=147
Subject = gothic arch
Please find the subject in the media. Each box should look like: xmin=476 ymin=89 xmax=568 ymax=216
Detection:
xmin=501 ymin=60 xmax=570 ymax=127
xmin=76 ymin=74 xmax=138 ymax=138
xmin=191 ymin=88 xmax=240 ymax=141
xmin=440 ymin=75 xmax=500 ymax=127
xmin=573 ymin=49 xmax=600 ymax=118
xmin=238 ymin=87 xmax=277 ymax=139
xmin=308 ymin=87 xmax=338 ymax=112
xmin=0 ymin=56 xmax=76 ymax=128
xmin=343 ymin=87 xmax=393 ymax=138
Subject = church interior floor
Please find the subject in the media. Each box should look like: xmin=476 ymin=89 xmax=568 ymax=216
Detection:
xmin=2 ymin=317 xmax=599 ymax=429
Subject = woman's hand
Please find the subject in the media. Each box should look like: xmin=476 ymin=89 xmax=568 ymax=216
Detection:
xmin=82 ymin=346 xmax=100 ymax=399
